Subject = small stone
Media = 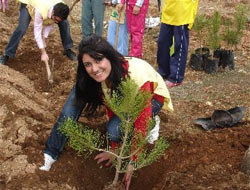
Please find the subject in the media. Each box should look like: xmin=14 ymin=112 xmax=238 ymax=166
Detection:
xmin=206 ymin=101 xmax=212 ymax=106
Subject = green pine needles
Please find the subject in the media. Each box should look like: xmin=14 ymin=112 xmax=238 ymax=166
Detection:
xmin=191 ymin=4 xmax=248 ymax=51
xmin=223 ymin=4 xmax=248 ymax=49
xmin=193 ymin=14 xmax=208 ymax=48
xmin=59 ymin=78 xmax=169 ymax=186
xmin=207 ymin=11 xmax=222 ymax=50
xmin=59 ymin=118 xmax=105 ymax=157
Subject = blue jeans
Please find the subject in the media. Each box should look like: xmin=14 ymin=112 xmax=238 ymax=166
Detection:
xmin=157 ymin=23 xmax=189 ymax=83
xmin=81 ymin=0 xmax=105 ymax=38
xmin=44 ymin=86 xmax=163 ymax=160
xmin=107 ymin=19 xmax=129 ymax=56
xmin=4 ymin=3 xmax=73 ymax=57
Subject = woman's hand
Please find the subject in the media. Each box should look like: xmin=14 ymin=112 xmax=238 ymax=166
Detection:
xmin=94 ymin=152 xmax=114 ymax=167
xmin=133 ymin=5 xmax=140 ymax=15
xmin=122 ymin=164 xmax=134 ymax=190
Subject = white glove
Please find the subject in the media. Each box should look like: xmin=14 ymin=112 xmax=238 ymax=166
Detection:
xmin=39 ymin=153 xmax=56 ymax=171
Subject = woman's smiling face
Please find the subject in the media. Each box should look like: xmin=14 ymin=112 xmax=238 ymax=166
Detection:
xmin=82 ymin=54 xmax=112 ymax=82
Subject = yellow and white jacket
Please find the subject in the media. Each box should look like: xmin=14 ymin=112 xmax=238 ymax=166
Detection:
xmin=161 ymin=0 xmax=199 ymax=29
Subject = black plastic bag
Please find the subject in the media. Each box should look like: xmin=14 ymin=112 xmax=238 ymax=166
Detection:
xmin=213 ymin=49 xmax=234 ymax=70
xmin=194 ymin=106 xmax=246 ymax=130
xmin=203 ymin=56 xmax=219 ymax=74
xmin=189 ymin=47 xmax=210 ymax=71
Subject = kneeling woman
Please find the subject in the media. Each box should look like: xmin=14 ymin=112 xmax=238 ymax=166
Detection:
xmin=40 ymin=35 xmax=173 ymax=188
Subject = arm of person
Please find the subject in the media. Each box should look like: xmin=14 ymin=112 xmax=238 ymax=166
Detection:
xmin=133 ymin=0 xmax=145 ymax=14
xmin=116 ymin=0 xmax=125 ymax=12
xmin=117 ymin=0 xmax=125 ymax=5
xmin=34 ymin=9 xmax=54 ymax=62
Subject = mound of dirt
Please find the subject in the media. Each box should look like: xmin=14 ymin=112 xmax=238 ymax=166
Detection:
xmin=0 ymin=65 xmax=55 ymax=187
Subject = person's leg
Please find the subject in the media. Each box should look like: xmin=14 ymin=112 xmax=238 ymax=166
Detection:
xmin=107 ymin=20 xmax=128 ymax=56
xmin=4 ymin=3 xmax=31 ymax=58
xmin=168 ymin=25 xmax=189 ymax=83
xmin=117 ymin=18 xmax=129 ymax=56
xmin=44 ymin=86 xmax=84 ymax=160
xmin=57 ymin=20 xmax=76 ymax=61
xmin=127 ymin=4 xmax=148 ymax=58
xmin=58 ymin=20 xmax=73 ymax=50
xmin=157 ymin=23 xmax=174 ymax=79
xmin=107 ymin=20 xmax=116 ymax=47
xmin=92 ymin=0 xmax=105 ymax=36
xmin=151 ymin=98 xmax=163 ymax=116
xmin=81 ymin=0 xmax=93 ymax=38
xmin=106 ymin=116 xmax=122 ymax=143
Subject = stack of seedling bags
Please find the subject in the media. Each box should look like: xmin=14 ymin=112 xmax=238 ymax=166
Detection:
xmin=189 ymin=4 xmax=248 ymax=74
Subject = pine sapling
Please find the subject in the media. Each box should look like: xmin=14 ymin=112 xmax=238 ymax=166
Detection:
xmin=223 ymin=4 xmax=248 ymax=50
xmin=193 ymin=14 xmax=208 ymax=48
xmin=207 ymin=11 xmax=222 ymax=51
xmin=59 ymin=78 xmax=169 ymax=188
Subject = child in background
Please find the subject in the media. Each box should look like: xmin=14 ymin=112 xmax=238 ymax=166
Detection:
xmin=157 ymin=0 xmax=199 ymax=88
xmin=106 ymin=0 xmax=128 ymax=56
xmin=120 ymin=0 xmax=149 ymax=58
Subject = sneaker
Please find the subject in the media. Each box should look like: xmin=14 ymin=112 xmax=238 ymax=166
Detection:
xmin=147 ymin=115 xmax=160 ymax=144
xmin=165 ymin=80 xmax=182 ymax=88
xmin=63 ymin=49 xmax=77 ymax=61
xmin=39 ymin=153 xmax=56 ymax=171
xmin=0 ymin=55 xmax=9 ymax=65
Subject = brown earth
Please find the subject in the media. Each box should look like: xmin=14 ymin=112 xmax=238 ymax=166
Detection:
xmin=1 ymin=0 xmax=250 ymax=190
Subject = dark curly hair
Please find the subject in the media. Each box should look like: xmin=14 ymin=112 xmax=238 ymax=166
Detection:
xmin=75 ymin=35 xmax=128 ymax=114
xmin=53 ymin=3 xmax=69 ymax=20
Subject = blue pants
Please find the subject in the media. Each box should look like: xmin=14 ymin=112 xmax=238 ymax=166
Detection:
xmin=44 ymin=86 xmax=163 ymax=160
xmin=157 ymin=23 xmax=189 ymax=83
xmin=81 ymin=0 xmax=105 ymax=38
xmin=4 ymin=3 xmax=73 ymax=57
xmin=107 ymin=19 xmax=128 ymax=56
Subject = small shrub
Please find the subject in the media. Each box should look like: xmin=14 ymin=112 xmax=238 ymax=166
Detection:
xmin=223 ymin=4 xmax=248 ymax=49
xmin=193 ymin=14 xmax=208 ymax=48
xmin=59 ymin=78 xmax=169 ymax=187
xmin=207 ymin=11 xmax=222 ymax=51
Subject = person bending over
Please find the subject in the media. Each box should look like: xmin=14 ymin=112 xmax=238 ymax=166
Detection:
xmin=0 ymin=0 xmax=77 ymax=65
